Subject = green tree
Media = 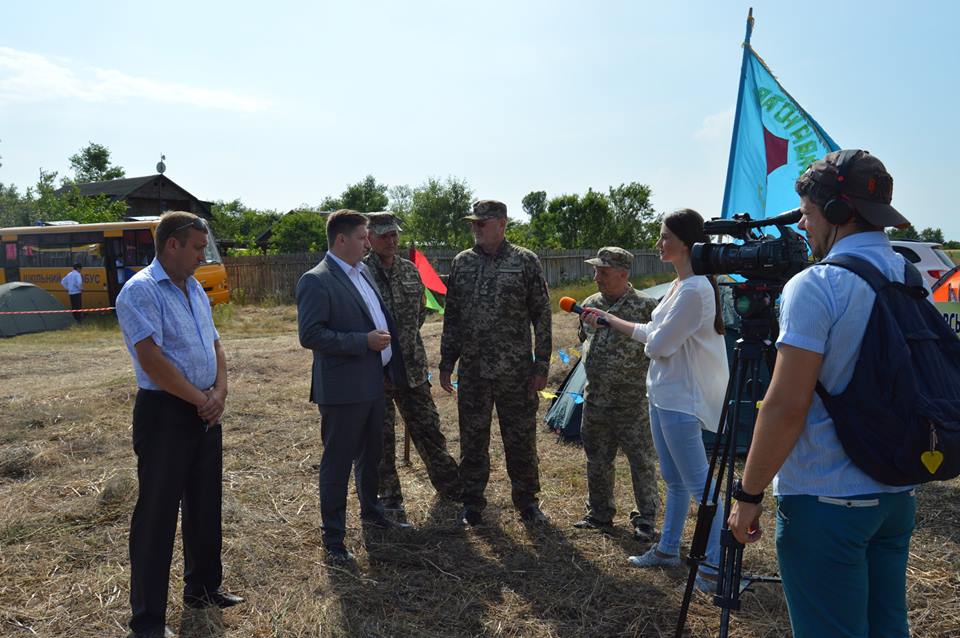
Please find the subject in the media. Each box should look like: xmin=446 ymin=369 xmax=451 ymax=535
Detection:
xmin=388 ymin=184 xmax=414 ymax=221
xmin=210 ymin=199 xmax=281 ymax=249
xmin=406 ymin=177 xmax=474 ymax=248
xmin=505 ymin=219 xmax=534 ymax=246
xmin=545 ymin=193 xmax=582 ymax=248
xmin=887 ymin=224 xmax=920 ymax=241
xmin=0 ymin=182 xmax=36 ymax=227
xmin=68 ymin=142 xmax=126 ymax=183
xmin=316 ymin=195 xmax=343 ymax=211
xmin=340 ymin=175 xmax=389 ymax=213
xmin=918 ymin=227 xmax=945 ymax=244
xmin=607 ymin=182 xmax=659 ymax=248
xmin=269 ymin=210 xmax=327 ymax=253
xmin=34 ymin=169 xmax=127 ymax=223
xmin=577 ymin=189 xmax=614 ymax=248
xmin=522 ymin=190 xmax=549 ymax=246
xmin=522 ymin=191 xmax=547 ymax=219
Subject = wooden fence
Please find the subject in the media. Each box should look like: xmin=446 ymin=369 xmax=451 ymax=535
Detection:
xmin=223 ymin=248 xmax=672 ymax=303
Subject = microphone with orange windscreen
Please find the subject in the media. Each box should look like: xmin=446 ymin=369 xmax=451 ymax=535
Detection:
xmin=559 ymin=296 xmax=609 ymax=326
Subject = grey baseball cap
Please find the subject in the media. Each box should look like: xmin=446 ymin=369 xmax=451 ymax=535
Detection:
xmin=366 ymin=211 xmax=402 ymax=234
xmin=585 ymin=247 xmax=634 ymax=270
xmin=464 ymin=199 xmax=507 ymax=221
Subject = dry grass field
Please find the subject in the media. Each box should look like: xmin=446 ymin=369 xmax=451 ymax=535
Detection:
xmin=1 ymin=301 xmax=958 ymax=637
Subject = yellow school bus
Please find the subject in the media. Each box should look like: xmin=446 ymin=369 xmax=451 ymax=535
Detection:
xmin=0 ymin=219 xmax=230 ymax=308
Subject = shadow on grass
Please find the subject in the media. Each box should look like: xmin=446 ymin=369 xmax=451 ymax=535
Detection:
xmin=179 ymin=607 xmax=225 ymax=638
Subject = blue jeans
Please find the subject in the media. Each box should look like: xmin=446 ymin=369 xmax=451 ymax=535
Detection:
xmin=648 ymin=405 xmax=722 ymax=568
xmin=775 ymin=491 xmax=915 ymax=638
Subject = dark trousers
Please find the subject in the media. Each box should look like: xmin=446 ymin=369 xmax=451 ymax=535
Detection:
xmin=69 ymin=293 xmax=82 ymax=322
xmin=129 ymin=390 xmax=223 ymax=634
xmin=318 ymin=398 xmax=386 ymax=550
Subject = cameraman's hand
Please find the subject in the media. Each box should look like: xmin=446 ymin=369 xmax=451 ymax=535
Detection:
xmin=728 ymin=501 xmax=763 ymax=545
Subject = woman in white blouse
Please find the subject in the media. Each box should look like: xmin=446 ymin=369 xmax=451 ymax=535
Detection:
xmin=582 ymin=209 xmax=729 ymax=590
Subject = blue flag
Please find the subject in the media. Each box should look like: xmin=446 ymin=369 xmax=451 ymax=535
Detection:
xmin=722 ymin=20 xmax=839 ymax=221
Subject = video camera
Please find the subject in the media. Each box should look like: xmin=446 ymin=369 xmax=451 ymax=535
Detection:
xmin=690 ymin=209 xmax=809 ymax=283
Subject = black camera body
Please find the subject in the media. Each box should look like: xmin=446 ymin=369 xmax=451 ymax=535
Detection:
xmin=690 ymin=211 xmax=809 ymax=283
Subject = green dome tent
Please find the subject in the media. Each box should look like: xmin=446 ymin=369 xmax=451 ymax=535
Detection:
xmin=0 ymin=282 xmax=73 ymax=337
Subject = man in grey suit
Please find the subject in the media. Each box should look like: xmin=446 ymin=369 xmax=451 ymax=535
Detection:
xmin=296 ymin=210 xmax=411 ymax=562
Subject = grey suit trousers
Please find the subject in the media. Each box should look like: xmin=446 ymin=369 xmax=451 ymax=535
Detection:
xmin=318 ymin=399 xmax=386 ymax=549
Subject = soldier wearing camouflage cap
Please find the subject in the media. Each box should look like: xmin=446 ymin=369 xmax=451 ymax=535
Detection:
xmin=440 ymin=199 xmax=553 ymax=526
xmin=574 ymin=247 xmax=660 ymax=542
xmin=363 ymin=212 xmax=461 ymax=517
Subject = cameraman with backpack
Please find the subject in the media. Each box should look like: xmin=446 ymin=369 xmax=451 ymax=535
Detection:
xmin=728 ymin=150 xmax=922 ymax=638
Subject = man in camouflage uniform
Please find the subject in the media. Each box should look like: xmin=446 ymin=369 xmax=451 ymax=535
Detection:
xmin=363 ymin=213 xmax=461 ymax=517
xmin=439 ymin=200 xmax=552 ymax=526
xmin=574 ymin=247 xmax=660 ymax=542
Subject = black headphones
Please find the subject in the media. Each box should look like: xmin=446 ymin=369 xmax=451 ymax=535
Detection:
xmin=822 ymin=149 xmax=863 ymax=225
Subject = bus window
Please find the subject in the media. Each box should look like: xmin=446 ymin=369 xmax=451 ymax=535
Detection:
xmin=72 ymin=243 xmax=104 ymax=267
xmin=124 ymin=229 xmax=156 ymax=266
xmin=20 ymin=237 xmax=40 ymax=266
xmin=4 ymin=243 xmax=15 ymax=262
xmin=40 ymin=242 xmax=72 ymax=267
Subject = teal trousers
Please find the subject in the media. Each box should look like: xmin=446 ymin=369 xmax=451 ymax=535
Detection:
xmin=775 ymin=491 xmax=915 ymax=638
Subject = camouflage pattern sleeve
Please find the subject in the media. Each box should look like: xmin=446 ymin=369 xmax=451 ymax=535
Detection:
xmin=439 ymin=257 xmax=462 ymax=374
xmin=525 ymin=252 xmax=552 ymax=377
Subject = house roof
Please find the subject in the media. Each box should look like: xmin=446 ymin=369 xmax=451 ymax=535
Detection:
xmin=69 ymin=175 xmax=161 ymax=198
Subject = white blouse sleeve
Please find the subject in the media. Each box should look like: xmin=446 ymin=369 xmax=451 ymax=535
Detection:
xmin=631 ymin=322 xmax=651 ymax=343
xmin=643 ymin=285 xmax=704 ymax=359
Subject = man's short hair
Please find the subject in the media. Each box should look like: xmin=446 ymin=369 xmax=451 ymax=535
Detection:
xmin=326 ymin=209 xmax=367 ymax=246
xmin=155 ymin=211 xmax=207 ymax=256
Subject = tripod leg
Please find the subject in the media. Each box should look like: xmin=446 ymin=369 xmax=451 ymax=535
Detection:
xmin=674 ymin=353 xmax=747 ymax=638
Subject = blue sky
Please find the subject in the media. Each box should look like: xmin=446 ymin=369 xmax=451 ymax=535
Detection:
xmin=1 ymin=1 xmax=957 ymax=239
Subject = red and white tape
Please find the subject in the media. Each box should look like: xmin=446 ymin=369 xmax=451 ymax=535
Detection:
xmin=0 ymin=307 xmax=115 ymax=315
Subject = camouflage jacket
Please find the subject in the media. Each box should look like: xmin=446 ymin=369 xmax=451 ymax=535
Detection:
xmin=363 ymin=252 xmax=430 ymax=387
xmin=440 ymin=240 xmax=552 ymax=380
xmin=578 ymin=284 xmax=657 ymax=407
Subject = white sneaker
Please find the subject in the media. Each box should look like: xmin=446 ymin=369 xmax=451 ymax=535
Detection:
xmin=628 ymin=546 xmax=681 ymax=568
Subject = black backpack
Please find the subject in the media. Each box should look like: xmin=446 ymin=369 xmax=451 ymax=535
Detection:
xmin=813 ymin=254 xmax=960 ymax=485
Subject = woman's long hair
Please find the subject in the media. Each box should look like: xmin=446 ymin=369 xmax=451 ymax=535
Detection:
xmin=663 ymin=208 xmax=725 ymax=335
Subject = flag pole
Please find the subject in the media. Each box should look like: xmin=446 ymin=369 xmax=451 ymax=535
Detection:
xmin=720 ymin=8 xmax=755 ymax=218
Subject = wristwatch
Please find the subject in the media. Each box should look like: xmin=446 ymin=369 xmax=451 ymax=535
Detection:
xmin=732 ymin=478 xmax=764 ymax=504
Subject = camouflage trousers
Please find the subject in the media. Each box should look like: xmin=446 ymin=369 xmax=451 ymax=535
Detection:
xmin=378 ymin=381 xmax=461 ymax=507
xmin=581 ymin=399 xmax=659 ymax=527
xmin=457 ymin=374 xmax=540 ymax=512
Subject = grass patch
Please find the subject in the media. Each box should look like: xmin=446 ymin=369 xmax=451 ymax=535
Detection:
xmin=1 ymin=301 xmax=956 ymax=637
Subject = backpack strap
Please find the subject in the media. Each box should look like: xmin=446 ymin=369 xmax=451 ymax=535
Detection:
xmin=903 ymin=261 xmax=928 ymax=297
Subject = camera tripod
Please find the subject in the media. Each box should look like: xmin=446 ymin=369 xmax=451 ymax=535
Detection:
xmin=674 ymin=284 xmax=783 ymax=638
